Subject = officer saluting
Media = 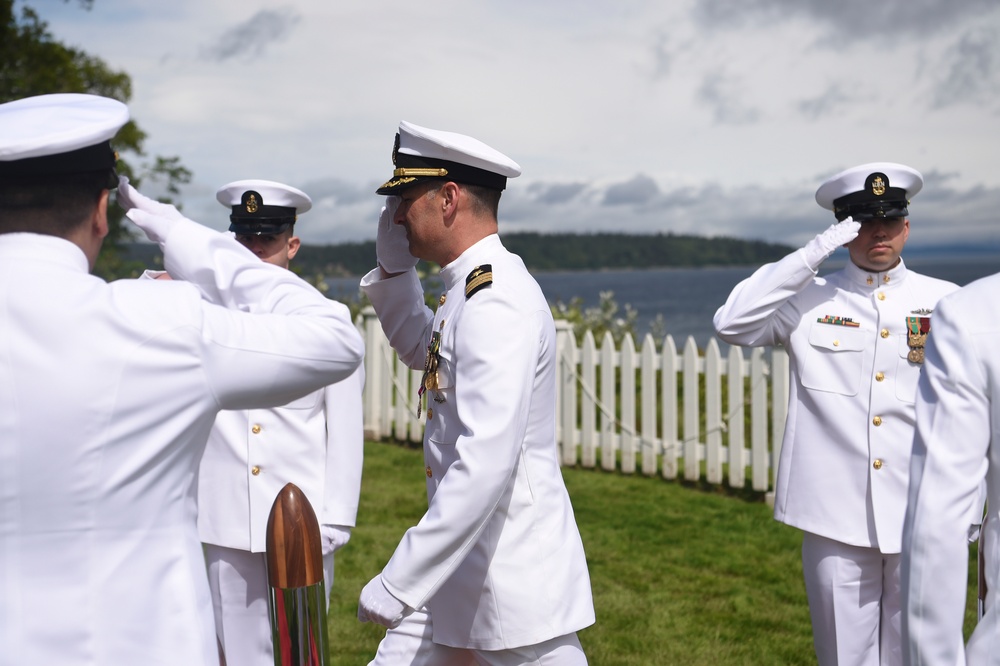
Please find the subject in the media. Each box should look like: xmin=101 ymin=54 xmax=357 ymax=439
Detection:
xmin=714 ymin=163 xmax=958 ymax=665
xmin=0 ymin=94 xmax=364 ymax=665
xmin=357 ymin=121 xmax=595 ymax=664
xmin=197 ymin=180 xmax=365 ymax=665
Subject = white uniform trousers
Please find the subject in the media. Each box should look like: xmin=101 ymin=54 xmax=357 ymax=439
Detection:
xmin=802 ymin=532 xmax=902 ymax=666
xmin=205 ymin=544 xmax=335 ymax=666
xmin=370 ymin=609 xmax=588 ymax=666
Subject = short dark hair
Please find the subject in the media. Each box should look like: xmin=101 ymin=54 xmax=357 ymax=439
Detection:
xmin=0 ymin=171 xmax=109 ymax=236
xmin=460 ymin=183 xmax=502 ymax=219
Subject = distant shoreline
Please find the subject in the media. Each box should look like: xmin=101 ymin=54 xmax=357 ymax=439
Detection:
xmin=123 ymin=237 xmax=1000 ymax=280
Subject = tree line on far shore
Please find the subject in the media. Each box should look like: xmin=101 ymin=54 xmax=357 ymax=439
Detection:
xmin=291 ymin=232 xmax=794 ymax=277
xmin=125 ymin=232 xmax=792 ymax=279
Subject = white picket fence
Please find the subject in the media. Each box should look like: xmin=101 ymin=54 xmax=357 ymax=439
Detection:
xmin=360 ymin=307 xmax=790 ymax=493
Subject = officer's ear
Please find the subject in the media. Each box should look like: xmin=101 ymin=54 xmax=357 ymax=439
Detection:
xmin=286 ymin=235 xmax=301 ymax=261
xmin=440 ymin=181 xmax=460 ymax=219
xmin=77 ymin=190 xmax=110 ymax=272
xmin=93 ymin=189 xmax=110 ymax=240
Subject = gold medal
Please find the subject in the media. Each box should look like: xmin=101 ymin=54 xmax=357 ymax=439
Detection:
xmin=423 ymin=353 xmax=439 ymax=392
xmin=417 ymin=331 xmax=442 ymax=417
xmin=906 ymin=316 xmax=930 ymax=365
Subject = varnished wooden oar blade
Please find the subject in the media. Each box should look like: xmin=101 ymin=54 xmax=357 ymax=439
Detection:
xmin=265 ymin=482 xmax=324 ymax=589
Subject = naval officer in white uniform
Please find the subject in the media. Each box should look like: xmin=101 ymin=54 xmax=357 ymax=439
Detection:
xmin=0 ymin=94 xmax=364 ymax=666
xmin=356 ymin=121 xmax=595 ymax=665
xmin=196 ymin=180 xmax=365 ymax=664
xmin=902 ymin=270 xmax=1000 ymax=665
xmin=714 ymin=163 xmax=958 ymax=665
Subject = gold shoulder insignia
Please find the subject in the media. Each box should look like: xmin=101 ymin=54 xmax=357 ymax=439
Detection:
xmin=465 ymin=264 xmax=493 ymax=299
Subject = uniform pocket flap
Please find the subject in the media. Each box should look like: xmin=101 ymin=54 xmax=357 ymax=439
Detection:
xmin=808 ymin=324 xmax=866 ymax=352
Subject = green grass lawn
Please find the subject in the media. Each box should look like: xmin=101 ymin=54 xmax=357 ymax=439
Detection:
xmin=327 ymin=441 xmax=980 ymax=665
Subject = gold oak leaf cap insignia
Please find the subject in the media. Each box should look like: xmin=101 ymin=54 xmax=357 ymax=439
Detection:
xmin=465 ymin=264 xmax=493 ymax=299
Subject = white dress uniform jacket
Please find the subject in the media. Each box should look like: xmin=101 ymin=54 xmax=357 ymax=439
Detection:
xmin=714 ymin=249 xmax=956 ymax=552
xmin=198 ymin=365 xmax=365 ymax=552
xmin=903 ymin=272 xmax=1000 ymax=666
xmin=361 ymin=234 xmax=595 ymax=650
xmin=0 ymin=223 xmax=363 ymax=665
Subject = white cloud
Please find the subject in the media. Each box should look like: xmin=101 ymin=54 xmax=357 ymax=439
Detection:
xmin=30 ymin=0 xmax=1000 ymax=251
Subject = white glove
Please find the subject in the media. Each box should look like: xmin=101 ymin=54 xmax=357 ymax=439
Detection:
xmin=969 ymin=523 xmax=982 ymax=543
xmin=802 ymin=216 xmax=861 ymax=270
xmin=358 ymin=574 xmax=411 ymax=629
xmin=320 ymin=524 xmax=352 ymax=554
xmin=375 ymin=196 xmax=417 ymax=274
xmin=117 ymin=176 xmax=187 ymax=244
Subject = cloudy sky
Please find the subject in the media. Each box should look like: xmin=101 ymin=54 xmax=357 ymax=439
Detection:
xmin=33 ymin=0 xmax=1000 ymax=251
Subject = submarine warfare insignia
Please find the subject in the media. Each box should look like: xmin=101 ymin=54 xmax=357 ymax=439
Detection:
xmin=906 ymin=316 xmax=931 ymax=364
xmin=910 ymin=308 xmax=933 ymax=315
xmin=465 ymin=264 xmax=493 ymax=299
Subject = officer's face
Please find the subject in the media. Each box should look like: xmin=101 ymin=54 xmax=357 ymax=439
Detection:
xmin=394 ymin=182 xmax=445 ymax=263
xmin=235 ymin=229 xmax=300 ymax=269
xmin=845 ymin=217 xmax=909 ymax=273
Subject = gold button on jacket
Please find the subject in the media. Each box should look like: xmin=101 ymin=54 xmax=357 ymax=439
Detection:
xmin=875 ymin=372 xmax=885 ymax=382
xmin=873 ymin=416 xmax=883 ymax=426
xmin=251 ymin=424 xmax=262 ymax=434
xmin=873 ymin=459 xmax=883 ymax=470
xmin=251 ymin=465 xmax=261 ymax=476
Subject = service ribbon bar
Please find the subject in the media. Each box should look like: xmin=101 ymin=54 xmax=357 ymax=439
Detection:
xmin=817 ymin=315 xmax=861 ymax=327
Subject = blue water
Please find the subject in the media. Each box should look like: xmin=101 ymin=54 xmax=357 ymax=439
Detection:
xmin=324 ymin=252 xmax=1000 ymax=349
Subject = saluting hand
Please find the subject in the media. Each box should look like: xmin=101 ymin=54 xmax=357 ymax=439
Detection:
xmin=802 ymin=216 xmax=861 ymax=270
xmin=375 ymin=196 xmax=418 ymax=274
xmin=117 ymin=176 xmax=188 ymax=244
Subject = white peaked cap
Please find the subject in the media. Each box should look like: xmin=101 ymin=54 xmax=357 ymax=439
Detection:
xmin=377 ymin=120 xmax=521 ymax=194
xmin=216 ymin=179 xmax=312 ymax=214
xmin=0 ymin=93 xmax=128 ymax=162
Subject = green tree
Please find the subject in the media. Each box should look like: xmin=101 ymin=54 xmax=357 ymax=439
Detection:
xmin=0 ymin=0 xmax=191 ymax=279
